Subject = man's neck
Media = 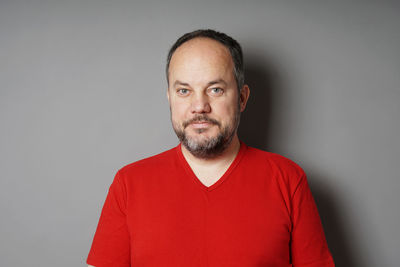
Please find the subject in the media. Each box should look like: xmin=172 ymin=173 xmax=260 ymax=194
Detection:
xmin=181 ymin=135 xmax=241 ymax=169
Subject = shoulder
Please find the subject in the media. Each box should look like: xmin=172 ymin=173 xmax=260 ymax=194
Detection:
xmin=245 ymin=145 xmax=305 ymax=177
xmin=116 ymin=145 xmax=179 ymax=180
xmin=243 ymin=145 xmax=306 ymax=193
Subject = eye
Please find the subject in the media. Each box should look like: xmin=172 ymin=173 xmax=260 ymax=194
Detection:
xmin=177 ymin=88 xmax=190 ymax=96
xmin=209 ymin=87 xmax=224 ymax=96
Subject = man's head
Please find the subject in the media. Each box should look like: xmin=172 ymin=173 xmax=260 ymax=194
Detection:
xmin=166 ymin=29 xmax=250 ymax=158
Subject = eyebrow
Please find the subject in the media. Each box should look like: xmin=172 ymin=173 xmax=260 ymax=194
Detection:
xmin=207 ymin=79 xmax=227 ymax=86
xmin=173 ymin=81 xmax=190 ymax=87
xmin=172 ymin=79 xmax=227 ymax=88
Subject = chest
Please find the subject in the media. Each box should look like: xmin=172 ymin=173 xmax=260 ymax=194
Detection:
xmin=126 ymin=174 xmax=292 ymax=266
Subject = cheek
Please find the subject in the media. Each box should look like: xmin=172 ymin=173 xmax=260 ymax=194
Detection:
xmin=214 ymin=103 xmax=236 ymax=119
xmin=170 ymin=102 xmax=189 ymax=120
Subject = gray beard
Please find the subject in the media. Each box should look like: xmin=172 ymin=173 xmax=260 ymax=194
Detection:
xmin=172 ymin=108 xmax=241 ymax=159
xmin=175 ymin=124 xmax=235 ymax=159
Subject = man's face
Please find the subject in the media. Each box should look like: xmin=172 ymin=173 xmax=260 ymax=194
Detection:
xmin=167 ymin=38 xmax=245 ymax=158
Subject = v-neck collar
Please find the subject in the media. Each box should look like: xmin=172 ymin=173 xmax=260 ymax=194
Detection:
xmin=175 ymin=141 xmax=247 ymax=192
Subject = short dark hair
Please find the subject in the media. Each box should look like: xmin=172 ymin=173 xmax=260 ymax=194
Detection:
xmin=166 ymin=29 xmax=244 ymax=90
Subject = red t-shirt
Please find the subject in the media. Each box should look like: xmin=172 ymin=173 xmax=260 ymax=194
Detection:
xmin=87 ymin=142 xmax=334 ymax=266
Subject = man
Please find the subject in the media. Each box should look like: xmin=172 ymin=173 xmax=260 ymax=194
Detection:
xmin=87 ymin=29 xmax=334 ymax=267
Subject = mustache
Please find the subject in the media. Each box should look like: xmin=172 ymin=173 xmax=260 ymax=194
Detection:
xmin=183 ymin=115 xmax=221 ymax=128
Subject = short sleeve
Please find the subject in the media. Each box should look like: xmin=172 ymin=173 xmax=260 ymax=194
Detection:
xmin=87 ymin=170 xmax=131 ymax=267
xmin=290 ymin=174 xmax=335 ymax=267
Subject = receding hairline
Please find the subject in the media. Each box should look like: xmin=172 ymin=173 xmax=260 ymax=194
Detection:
xmin=166 ymin=29 xmax=245 ymax=91
xmin=167 ymin=37 xmax=235 ymax=85
xmin=170 ymin=37 xmax=232 ymax=61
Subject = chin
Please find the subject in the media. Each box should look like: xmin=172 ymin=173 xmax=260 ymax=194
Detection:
xmin=186 ymin=130 xmax=218 ymax=141
xmin=183 ymin=132 xmax=232 ymax=159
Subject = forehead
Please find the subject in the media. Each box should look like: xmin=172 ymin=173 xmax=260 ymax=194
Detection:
xmin=169 ymin=38 xmax=234 ymax=84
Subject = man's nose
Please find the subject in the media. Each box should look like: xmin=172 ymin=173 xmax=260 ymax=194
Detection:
xmin=191 ymin=93 xmax=211 ymax=113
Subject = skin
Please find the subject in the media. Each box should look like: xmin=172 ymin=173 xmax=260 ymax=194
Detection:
xmin=167 ymin=37 xmax=250 ymax=185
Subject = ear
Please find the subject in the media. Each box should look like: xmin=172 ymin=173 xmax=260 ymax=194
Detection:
xmin=239 ymin=84 xmax=250 ymax=112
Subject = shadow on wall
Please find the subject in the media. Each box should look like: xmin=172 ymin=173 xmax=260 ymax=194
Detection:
xmin=311 ymin=176 xmax=359 ymax=267
xmin=238 ymin=53 xmax=359 ymax=267
xmin=238 ymin=53 xmax=275 ymax=150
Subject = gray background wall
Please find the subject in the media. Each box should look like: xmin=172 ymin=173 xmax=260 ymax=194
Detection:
xmin=1 ymin=0 xmax=399 ymax=266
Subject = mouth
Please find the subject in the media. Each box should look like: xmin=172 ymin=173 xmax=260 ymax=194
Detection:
xmin=182 ymin=116 xmax=221 ymax=130
xmin=190 ymin=121 xmax=213 ymax=129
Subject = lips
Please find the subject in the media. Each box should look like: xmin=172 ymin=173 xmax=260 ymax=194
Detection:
xmin=192 ymin=121 xmax=210 ymax=124
xmin=190 ymin=121 xmax=212 ymax=128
